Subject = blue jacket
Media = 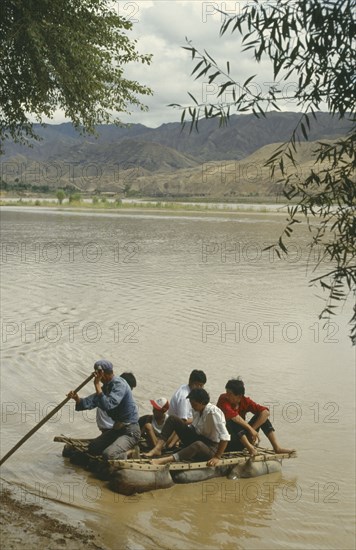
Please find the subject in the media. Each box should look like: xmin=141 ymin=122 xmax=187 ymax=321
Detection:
xmin=76 ymin=376 xmax=138 ymax=424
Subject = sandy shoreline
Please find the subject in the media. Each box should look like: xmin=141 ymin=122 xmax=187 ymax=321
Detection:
xmin=0 ymin=485 xmax=107 ymax=550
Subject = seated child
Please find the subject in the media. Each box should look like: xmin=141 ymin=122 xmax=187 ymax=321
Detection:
xmin=139 ymin=397 xmax=176 ymax=450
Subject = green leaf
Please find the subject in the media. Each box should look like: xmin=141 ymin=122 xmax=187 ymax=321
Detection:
xmin=204 ymin=50 xmax=217 ymax=65
xmin=187 ymin=92 xmax=198 ymax=105
xmin=243 ymin=74 xmax=257 ymax=88
xmin=191 ymin=60 xmax=204 ymax=76
xmin=301 ymin=122 xmax=308 ymax=140
xmin=278 ymin=237 xmax=288 ymax=254
xmin=208 ymin=71 xmax=221 ymax=84
xmin=217 ymin=81 xmax=234 ymax=97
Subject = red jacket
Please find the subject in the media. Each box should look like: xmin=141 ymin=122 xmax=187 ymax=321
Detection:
xmin=217 ymin=393 xmax=269 ymax=420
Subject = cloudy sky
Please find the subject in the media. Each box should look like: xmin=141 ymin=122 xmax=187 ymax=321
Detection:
xmin=52 ymin=1 xmax=300 ymax=128
xmin=120 ymin=0 xmax=265 ymax=127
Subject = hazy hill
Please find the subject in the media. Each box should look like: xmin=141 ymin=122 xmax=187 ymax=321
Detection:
xmin=124 ymin=140 xmax=334 ymax=198
xmin=1 ymin=111 xmax=352 ymax=197
xmin=136 ymin=111 xmax=352 ymax=161
xmin=44 ymin=138 xmax=199 ymax=172
xmin=2 ymin=111 xmax=352 ymax=162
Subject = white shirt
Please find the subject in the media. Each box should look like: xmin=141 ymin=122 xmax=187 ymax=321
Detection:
xmin=169 ymin=384 xmax=192 ymax=420
xmin=151 ymin=413 xmax=168 ymax=435
xmin=96 ymin=408 xmax=114 ymax=430
xmin=192 ymin=403 xmax=231 ymax=443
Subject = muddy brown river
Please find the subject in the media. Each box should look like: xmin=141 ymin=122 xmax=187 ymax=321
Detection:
xmin=0 ymin=206 xmax=354 ymax=549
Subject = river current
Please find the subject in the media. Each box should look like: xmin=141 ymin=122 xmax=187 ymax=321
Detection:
xmin=0 ymin=206 xmax=354 ymax=549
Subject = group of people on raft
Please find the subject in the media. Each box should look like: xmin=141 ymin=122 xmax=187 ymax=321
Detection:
xmin=68 ymin=359 xmax=294 ymax=466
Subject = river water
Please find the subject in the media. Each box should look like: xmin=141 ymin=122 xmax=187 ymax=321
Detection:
xmin=0 ymin=206 xmax=354 ymax=549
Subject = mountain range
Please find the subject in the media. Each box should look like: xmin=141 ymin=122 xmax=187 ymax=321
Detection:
xmin=1 ymin=111 xmax=352 ymax=197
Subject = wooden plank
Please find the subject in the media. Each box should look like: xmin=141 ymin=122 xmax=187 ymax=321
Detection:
xmin=54 ymin=436 xmax=91 ymax=444
xmin=109 ymin=451 xmax=296 ymax=471
xmin=55 ymin=437 xmax=297 ymax=472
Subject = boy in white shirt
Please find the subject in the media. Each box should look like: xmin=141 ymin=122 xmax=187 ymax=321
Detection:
xmin=168 ymin=369 xmax=207 ymax=423
xmin=145 ymin=388 xmax=230 ymax=467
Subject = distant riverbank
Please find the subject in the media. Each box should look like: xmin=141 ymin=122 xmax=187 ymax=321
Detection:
xmin=0 ymin=196 xmax=288 ymax=214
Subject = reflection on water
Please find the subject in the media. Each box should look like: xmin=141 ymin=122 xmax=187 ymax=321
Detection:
xmin=0 ymin=207 xmax=355 ymax=549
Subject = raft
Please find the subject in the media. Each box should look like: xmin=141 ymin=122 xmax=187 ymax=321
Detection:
xmin=54 ymin=436 xmax=297 ymax=496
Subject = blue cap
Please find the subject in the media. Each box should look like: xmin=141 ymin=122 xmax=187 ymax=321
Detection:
xmin=94 ymin=359 xmax=113 ymax=373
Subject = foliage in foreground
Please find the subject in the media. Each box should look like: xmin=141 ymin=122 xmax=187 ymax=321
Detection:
xmin=173 ymin=0 xmax=355 ymax=341
xmin=0 ymin=0 xmax=152 ymax=153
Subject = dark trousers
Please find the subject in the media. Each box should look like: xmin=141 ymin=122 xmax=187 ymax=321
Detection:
xmin=160 ymin=415 xmax=218 ymax=461
xmin=88 ymin=423 xmax=141 ymax=460
xmin=226 ymin=415 xmax=274 ymax=452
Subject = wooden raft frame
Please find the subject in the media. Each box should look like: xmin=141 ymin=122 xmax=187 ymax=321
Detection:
xmin=54 ymin=436 xmax=296 ymax=472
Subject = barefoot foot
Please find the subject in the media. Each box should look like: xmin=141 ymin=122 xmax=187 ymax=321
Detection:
xmin=273 ymin=447 xmax=296 ymax=454
xmin=143 ymin=450 xmax=162 ymax=458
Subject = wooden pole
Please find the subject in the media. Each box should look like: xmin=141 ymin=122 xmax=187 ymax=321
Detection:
xmin=0 ymin=372 xmax=95 ymax=467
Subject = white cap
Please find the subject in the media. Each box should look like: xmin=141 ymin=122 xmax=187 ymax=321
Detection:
xmin=150 ymin=397 xmax=169 ymax=412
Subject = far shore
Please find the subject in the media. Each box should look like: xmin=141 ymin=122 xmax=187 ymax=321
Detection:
xmin=0 ymin=195 xmax=291 ymax=214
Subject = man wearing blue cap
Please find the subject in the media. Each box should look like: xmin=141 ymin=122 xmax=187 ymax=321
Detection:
xmin=68 ymin=359 xmax=140 ymax=460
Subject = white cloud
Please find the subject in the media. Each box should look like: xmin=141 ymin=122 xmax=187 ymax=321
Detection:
xmin=118 ymin=0 xmax=275 ymax=126
xmin=45 ymin=1 xmax=301 ymax=128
